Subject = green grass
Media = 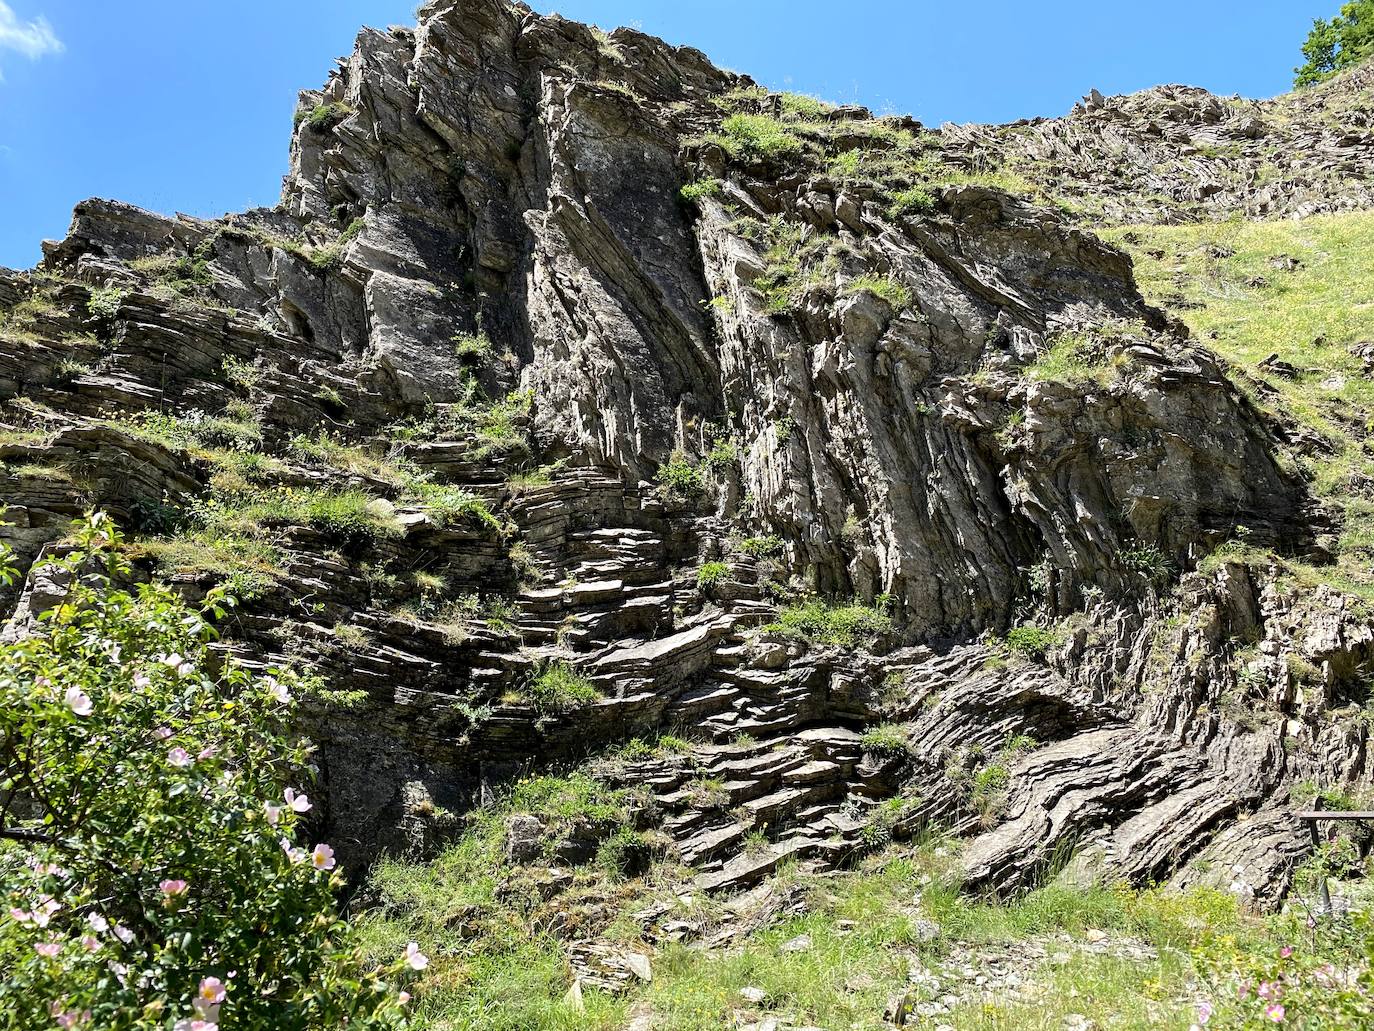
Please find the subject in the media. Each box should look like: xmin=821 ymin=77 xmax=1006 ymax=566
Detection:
xmin=1103 ymin=211 xmax=1374 ymax=600
xmin=394 ymin=389 xmax=534 ymax=463
xmin=1002 ymin=625 xmax=1058 ymax=661
xmin=766 ymin=596 xmax=893 ymax=649
xmin=518 ymin=662 xmax=600 ymax=714
xmin=352 ymin=772 xmax=640 ymax=1031
xmin=860 ymin=723 xmax=912 ymax=756
xmin=679 ymin=178 xmax=723 ymax=205
xmin=704 ymin=113 xmax=805 ymax=162
xmin=297 ymin=101 xmax=354 ymax=132
xmin=1025 ymin=330 xmax=1125 ymax=385
xmin=739 ymin=214 xmax=838 ymax=316
xmin=351 ymin=742 xmax=1371 ymax=1031
xmin=844 ymin=274 xmax=912 ymax=310
xmin=134 ymin=484 xmax=405 ymax=585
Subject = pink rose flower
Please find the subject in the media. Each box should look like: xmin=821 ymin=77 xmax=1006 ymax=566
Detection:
xmin=153 ymin=726 xmax=173 ymax=740
xmin=404 ymin=941 xmax=429 ymax=971
xmin=65 ymin=686 xmax=93 ymax=717
xmin=35 ymin=942 xmax=61 ymax=957
xmin=197 ymin=977 xmax=226 ymax=1005
xmin=311 ymin=843 xmax=336 ymax=871
xmin=1266 ymin=1003 xmax=1285 ymax=1023
xmin=160 ymin=878 xmax=189 ymax=897
xmin=284 ymin=787 xmax=311 ymax=813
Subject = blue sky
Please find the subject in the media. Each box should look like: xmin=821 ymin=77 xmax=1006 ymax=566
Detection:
xmin=0 ymin=0 xmax=1337 ymax=269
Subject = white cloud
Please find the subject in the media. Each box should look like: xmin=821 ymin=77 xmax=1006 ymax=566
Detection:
xmin=0 ymin=2 xmax=62 ymax=60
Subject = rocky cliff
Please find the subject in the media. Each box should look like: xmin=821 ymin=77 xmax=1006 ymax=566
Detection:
xmin=2 ymin=0 xmax=1372 ymax=913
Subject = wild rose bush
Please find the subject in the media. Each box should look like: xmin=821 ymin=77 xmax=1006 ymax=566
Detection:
xmin=0 ymin=513 xmax=421 ymax=1030
xmin=1195 ymin=909 xmax=1374 ymax=1027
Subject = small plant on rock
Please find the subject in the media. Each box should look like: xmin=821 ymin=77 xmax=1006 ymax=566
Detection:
xmin=697 ymin=561 xmax=730 ymax=592
xmin=655 ymin=452 xmax=706 ymax=501
xmin=861 ymin=724 xmax=912 ymax=757
xmin=522 ymin=661 xmax=600 ymax=715
xmin=1003 ymin=625 xmax=1058 ymax=662
xmin=844 ymin=274 xmax=912 ymax=311
xmin=767 ymin=595 xmax=894 ymax=650
xmin=298 ymin=101 xmax=355 ymax=133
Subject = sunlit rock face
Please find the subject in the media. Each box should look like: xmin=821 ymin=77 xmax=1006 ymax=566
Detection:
xmin=2 ymin=0 xmax=1368 ymax=904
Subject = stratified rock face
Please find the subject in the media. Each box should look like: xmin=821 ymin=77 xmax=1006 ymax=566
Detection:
xmin=942 ymin=66 xmax=1374 ymax=223
xmin=0 ymin=0 xmax=1368 ymax=903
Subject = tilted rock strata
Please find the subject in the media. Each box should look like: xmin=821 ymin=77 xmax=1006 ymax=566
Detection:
xmin=0 ymin=0 xmax=1369 ymax=908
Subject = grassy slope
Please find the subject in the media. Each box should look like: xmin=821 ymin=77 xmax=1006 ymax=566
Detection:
xmin=1103 ymin=211 xmax=1374 ymax=601
xmin=352 ymin=772 xmax=1301 ymax=1031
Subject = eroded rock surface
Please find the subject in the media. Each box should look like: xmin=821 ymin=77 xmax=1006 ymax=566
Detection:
xmin=1 ymin=0 xmax=1370 ymax=909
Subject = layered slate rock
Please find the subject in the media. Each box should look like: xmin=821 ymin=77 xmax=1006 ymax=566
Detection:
xmin=942 ymin=65 xmax=1374 ymax=223
xmin=0 ymin=0 xmax=1370 ymax=906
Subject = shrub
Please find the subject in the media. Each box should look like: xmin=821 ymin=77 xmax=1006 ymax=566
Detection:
xmin=697 ymin=561 xmax=730 ymax=591
xmin=704 ymin=436 xmax=738 ymax=471
xmin=452 ymin=330 xmax=492 ymax=362
xmin=595 ymin=828 xmax=652 ymax=880
xmin=767 ymin=596 xmax=893 ymax=649
xmin=0 ymin=514 xmax=410 ymax=1029
xmin=738 ymin=534 xmax=785 ymax=558
xmin=1003 ymin=625 xmax=1058 ymax=661
xmin=522 ymin=662 xmax=600 ymax=715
